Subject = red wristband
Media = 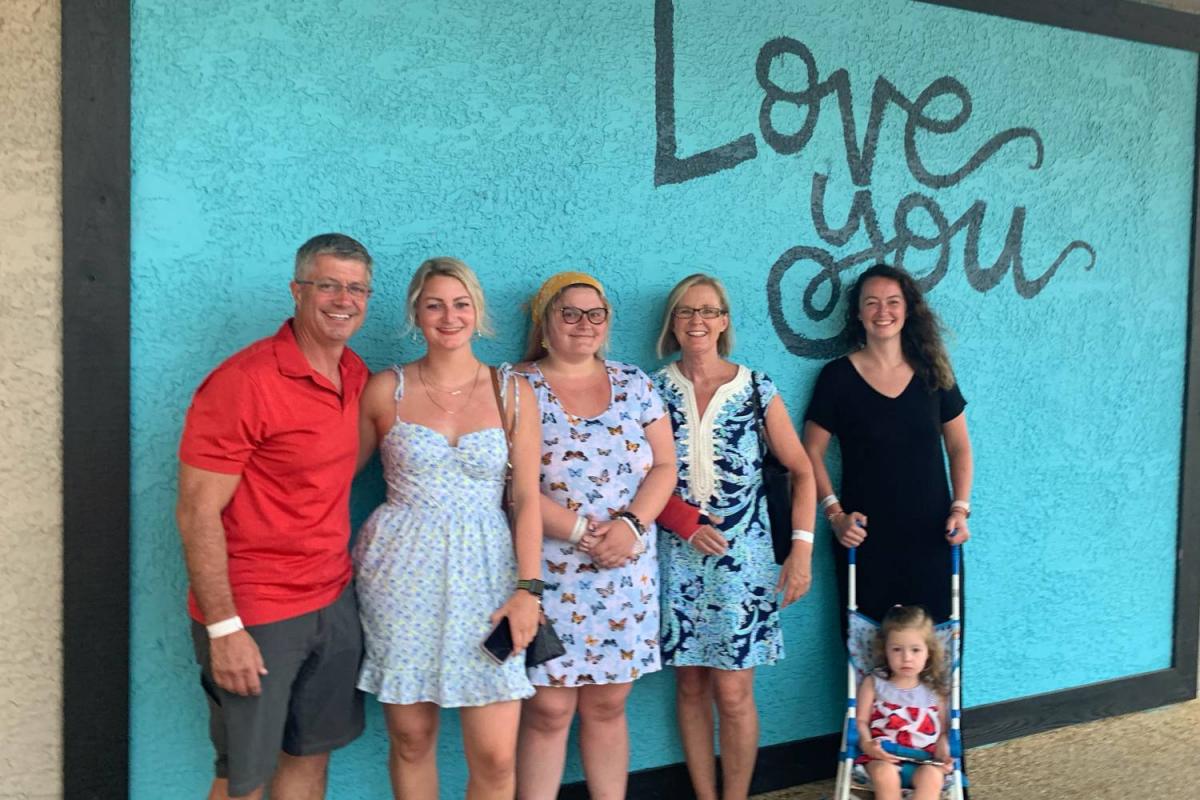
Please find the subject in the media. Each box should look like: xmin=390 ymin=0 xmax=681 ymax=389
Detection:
xmin=657 ymin=494 xmax=702 ymax=540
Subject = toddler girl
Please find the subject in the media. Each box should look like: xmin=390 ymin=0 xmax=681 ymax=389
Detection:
xmin=855 ymin=605 xmax=953 ymax=800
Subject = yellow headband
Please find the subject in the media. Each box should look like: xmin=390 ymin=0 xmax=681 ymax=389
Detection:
xmin=530 ymin=271 xmax=606 ymax=322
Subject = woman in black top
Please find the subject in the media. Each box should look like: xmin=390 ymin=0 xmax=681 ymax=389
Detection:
xmin=803 ymin=264 xmax=973 ymax=626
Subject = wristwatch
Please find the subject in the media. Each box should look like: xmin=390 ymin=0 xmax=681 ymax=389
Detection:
xmin=516 ymin=578 xmax=545 ymax=597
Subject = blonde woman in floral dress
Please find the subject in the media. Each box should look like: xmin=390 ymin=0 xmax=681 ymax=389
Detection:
xmin=354 ymin=258 xmax=543 ymax=800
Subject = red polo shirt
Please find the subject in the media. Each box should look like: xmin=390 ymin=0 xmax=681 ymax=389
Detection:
xmin=179 ymin=320 xmax=368 ymax=626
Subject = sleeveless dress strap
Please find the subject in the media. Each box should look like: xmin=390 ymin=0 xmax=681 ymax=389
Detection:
xmin=498 ymin=363 xmax=519 ymax=426
xmin=390 ymin=365 xmax=406 ymax=424
xmin=391 ymin=364 xmax=405 ymax=400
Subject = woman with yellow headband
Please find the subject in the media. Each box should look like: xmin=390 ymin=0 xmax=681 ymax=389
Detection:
xmin=513 ymin=272 xmax=676 ymax=799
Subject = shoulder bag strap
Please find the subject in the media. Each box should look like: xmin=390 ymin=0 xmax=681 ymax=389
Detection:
xmin=749 ymin=371 xmax=769 ymax=459
xmin=489 ymin=367 xmax=517 ymax=521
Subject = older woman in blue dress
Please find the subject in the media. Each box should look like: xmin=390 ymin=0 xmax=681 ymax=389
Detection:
xmin=514 ymin=271 xmax=676 ymax=800
xmin=354 ymin=257 xmax=543 ymax=800
xmin=651 ymin=273 xmax=817 ymax=800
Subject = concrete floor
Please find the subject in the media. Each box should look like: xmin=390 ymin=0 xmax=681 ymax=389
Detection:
xmin=753 ymin=697 xmax=1200 ymax=800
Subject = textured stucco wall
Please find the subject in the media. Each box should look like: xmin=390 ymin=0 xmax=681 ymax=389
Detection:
xmin=129 ymin=1 xmax=1197 ymax=797
xmin=0 ymin=1 xmax=62 ymax=799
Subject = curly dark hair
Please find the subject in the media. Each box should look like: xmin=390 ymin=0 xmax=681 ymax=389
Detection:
xmin=844 ymin=264 xmax=954 ymax=391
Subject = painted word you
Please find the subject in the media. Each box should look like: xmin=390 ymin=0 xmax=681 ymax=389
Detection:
xmin=653 ymin=0 xmax=1095 ymax=358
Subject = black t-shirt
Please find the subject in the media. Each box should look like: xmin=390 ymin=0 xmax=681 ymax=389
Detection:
xmin=806 ymin=356 xmax=966 ymax=621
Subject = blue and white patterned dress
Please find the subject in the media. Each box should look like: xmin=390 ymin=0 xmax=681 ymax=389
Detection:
xmin=652 ymin=363 xmax=784 ymax=669
xmin=353 ymin=365 xmax=534 ymax=707
xmin=524 ymin=360 xmax=667 ymax=687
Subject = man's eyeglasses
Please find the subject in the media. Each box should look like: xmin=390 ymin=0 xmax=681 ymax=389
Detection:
xmin=673 ymin=305 xmax=726 ymax=319
xmin=559 ymin=306 xmax=609 ymax=325
xmin=296 ymin=279 xmax=373 ymax=299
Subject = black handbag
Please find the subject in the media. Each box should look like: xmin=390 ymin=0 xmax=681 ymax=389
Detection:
xmin=525 ymin=619 xmax=566 ymax=667
xmin=490 ymin=368 xmax=566 ymax=668
xmin=750 ymin=374 xmax=794 ymax=565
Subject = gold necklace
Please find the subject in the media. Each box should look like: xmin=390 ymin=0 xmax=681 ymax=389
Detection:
xmin=421 ymin=367 xmax=475 ymax=395
xmin=419 ymin=361 xmax=482 ymax=415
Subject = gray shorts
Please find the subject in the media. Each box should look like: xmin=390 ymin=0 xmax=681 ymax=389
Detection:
xmin=191 ymin=586 xmax=365 ymax=797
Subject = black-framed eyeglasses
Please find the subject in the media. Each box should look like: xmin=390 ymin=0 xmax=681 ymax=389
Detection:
xmin=559 ymin=306 xmax=609 ymax=324
xmin=673 ymin=305 xmax=726 ymax=319
xmin=295 ymin=279 xmax=373 ymax=299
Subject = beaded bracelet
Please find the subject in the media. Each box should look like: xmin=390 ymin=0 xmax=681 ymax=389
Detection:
xmin=613 ymin=510 xmax=646 ymax=537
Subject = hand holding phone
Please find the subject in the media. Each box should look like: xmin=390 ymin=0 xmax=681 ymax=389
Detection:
xmin=480 ymin=617 xmax=515 ymax=665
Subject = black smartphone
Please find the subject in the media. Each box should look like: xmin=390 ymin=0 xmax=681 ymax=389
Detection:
xmin=480 ymin=617 xmax=514 ymax=664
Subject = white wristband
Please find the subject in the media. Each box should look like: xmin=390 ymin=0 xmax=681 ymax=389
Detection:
xmin=206 ymin=616 xmax=244 ymax=639
xmin=951 ymin=500 xmax=971 ymax=514
xmin=791 ymin=529 xmax=815 ymax=543
xmin=819 ymin=494 xmax=839 ymax=510
xmin=617 ymin=515 xmax=645 ymax=541
xmin=568 ymin=515 xmax=588 ymax=544
xmin=616 ymin=516 xmax=647 ymax=555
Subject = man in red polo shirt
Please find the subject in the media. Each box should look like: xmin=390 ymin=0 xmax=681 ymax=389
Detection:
xmin=177 ymin=233 xmax=373 ymax=800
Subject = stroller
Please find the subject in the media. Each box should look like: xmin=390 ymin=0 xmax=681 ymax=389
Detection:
xmin=833 ymin=543 xmax=967 ymax=800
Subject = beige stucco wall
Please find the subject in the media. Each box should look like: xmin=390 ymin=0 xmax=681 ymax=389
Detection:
xmin=0 ymin=1 xmax=62 ymax=798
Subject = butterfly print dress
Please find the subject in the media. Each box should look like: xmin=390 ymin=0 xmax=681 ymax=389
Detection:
xmin=525 ymin=361 xmax=667 ymax=687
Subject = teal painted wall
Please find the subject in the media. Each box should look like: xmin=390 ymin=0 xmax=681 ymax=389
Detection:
xmin=129 ymin=1 xmax=1198 ymax=796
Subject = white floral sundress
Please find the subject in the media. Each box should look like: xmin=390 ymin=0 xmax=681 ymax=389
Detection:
xmin=353 ymin=365 xmax=534 ymax=707
xmin=524 ymin=360 xmax=667 ymax=687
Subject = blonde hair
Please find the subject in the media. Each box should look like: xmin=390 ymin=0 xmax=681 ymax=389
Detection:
xmin=522 ymin=276 xmax=610 ymax=361
xmin=656 ymin=273 xmax=735 ymax=358
xmin=405 ymin=257 xmax=494 ymax=337
xmin=873 ymin=605 xmax=949 ymax=696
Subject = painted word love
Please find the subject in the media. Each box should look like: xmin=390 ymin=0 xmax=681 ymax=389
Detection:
xmin=653 ymin=0 xmax=1095 ymax=358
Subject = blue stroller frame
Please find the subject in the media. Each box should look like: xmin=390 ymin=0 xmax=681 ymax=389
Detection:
xmin=833 ymin=543 xmax=967 ymax=800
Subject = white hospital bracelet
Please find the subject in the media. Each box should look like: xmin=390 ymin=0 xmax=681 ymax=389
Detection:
xmin=206 ymin=616 xmax=244 ymax=639
xmin=617 ymin=515 xmax=644 ymax=541
xmin=791 ymin=529 xmax=815 ymax=543
xmin=819 ymin=494 xmax=839 ymax=511
xmin=616 ymin=516 xmax=647 ymax=555
xmin=568 ymin=515 xmax=588 ymax=544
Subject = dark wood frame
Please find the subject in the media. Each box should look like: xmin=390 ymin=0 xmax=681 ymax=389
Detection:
xmin=62 ymin=0 xmax=130 ymax=798
xmin=61 ymin=1 xmax=1199 ymax=797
